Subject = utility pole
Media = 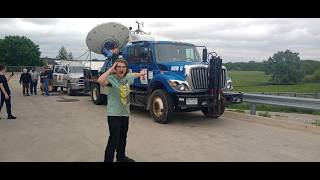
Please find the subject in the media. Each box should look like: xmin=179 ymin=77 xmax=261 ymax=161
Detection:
xmin=89 ymin=50 xmax=92 ymax=70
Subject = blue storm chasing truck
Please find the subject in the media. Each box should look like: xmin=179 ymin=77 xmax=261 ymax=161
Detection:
xmin=84 ymin=22 xmax=243 ymax=123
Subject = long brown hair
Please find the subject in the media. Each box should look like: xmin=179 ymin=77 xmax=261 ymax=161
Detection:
xmin=114 ymin=58 xmax=129 ymax=77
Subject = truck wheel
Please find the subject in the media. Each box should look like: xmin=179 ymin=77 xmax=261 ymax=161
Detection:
xmin=149 ymin=89 xmax=173 ymax=124
xmin=53 ymin=86 xmax=58 ymax=92
xmin=67 ymin=83 xmax=74 ymax=96
xmin=202 ymin=96 xmax=226 ymax=118
xmin=91 ymin=84 xmax=105 ymax=105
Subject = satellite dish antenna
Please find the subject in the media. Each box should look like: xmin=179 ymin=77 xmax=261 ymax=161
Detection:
xmin=86 ymin=22 xmax=130 ymax=55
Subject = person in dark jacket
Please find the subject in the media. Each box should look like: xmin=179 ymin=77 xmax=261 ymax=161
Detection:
xmin=0 ymin=64 xmax=17 ymax=119
xmin=41 ymin=67 xmax=49 ymax=96
xmin=19 ymin=68 xmax=32 ymax=96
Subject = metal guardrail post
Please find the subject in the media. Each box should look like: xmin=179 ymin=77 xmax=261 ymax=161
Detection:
xmin=250 ymin=103 xmax=256 ymax=115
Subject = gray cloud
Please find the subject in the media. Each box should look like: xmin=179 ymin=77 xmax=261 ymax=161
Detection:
xmin=0 ymin=18 xmax=319 ymax=62
xmin=20 ymin=18 xmax=59 ymax=25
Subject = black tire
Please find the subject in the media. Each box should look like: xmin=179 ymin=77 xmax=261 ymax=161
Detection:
xmin=67 ymin=83 xmax=74 ymax=96
xmin=91 ymin=83 xmax=105 ymax=105
xmin=149 ymin=89 xmax=174 ymax=124
xmin=202 ymin=96 xmax=226 ymax=118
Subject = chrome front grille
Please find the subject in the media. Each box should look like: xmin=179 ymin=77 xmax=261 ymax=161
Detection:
xmin=190 ymin=67 xmax=208 ymax=89
xmin=78 ymin=77 xmax=84 ymax=85
xmin=189 ymin=67 xmax=227 ymax=90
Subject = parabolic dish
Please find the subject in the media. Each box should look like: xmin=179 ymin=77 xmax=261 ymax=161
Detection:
xmin=86 ymin=22 xmax=130 ymax=54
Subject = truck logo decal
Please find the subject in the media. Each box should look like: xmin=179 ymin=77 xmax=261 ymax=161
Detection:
xmin=140 ymin=69 xmax=148 ymax=84
xmin=148 ymin=71 xmax=153 ymax=79
xmin=57 ymin=74 xmax=63 ymax=83
xmin=171 ymin=66 xmax=184 ymax=71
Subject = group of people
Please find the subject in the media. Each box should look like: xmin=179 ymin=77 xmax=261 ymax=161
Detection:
xmin=19 ymin=67 xmax=54 ymax=96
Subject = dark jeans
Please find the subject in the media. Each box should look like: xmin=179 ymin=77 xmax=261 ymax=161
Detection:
xmin=43 ymin=79 xmax=49 ymax=96
xmin=0 ymin=94 xmax=12 ymax=116
xmin=104 ymin=116 xmax=129 ymax=162
xmin=22 ymin=83 xmax=30 ymax=95
xmin=30 ymin=81 xmax=38 ymax=95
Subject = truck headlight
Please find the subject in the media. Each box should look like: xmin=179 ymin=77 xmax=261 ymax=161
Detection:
xmin=168 ymin=80 xmax=189 ymax=91
xmin=226 ymin=83 xmax=231 ymax=89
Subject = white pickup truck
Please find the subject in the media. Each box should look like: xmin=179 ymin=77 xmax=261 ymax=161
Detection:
xmin=52 ymin=61 xmax=86 ymax=95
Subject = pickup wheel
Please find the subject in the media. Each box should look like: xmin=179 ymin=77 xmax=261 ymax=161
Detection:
xmin=202 ymin=96 xmax=226 ymax=118
xmin=91 ymin=84 xmax=106 ymax=105
xmin=53 ymin=86 xmax=58 ymax=92
xmin=67 ymin=83 xmax=74 ymax=96
xmin=149 ymin=89 xmax=173 ymax=124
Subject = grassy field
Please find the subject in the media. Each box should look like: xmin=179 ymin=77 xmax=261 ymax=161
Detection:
xmin=228 ymin=71 xmax=320 ymax=93
xmin=227 ymin=71 xmax=320 ymax=115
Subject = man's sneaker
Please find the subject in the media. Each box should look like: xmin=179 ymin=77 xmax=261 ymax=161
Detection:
xmin=7 ymin=115 xmax=17 ymax=119
xmin=116 ymin=156 xmax=135 ymax=162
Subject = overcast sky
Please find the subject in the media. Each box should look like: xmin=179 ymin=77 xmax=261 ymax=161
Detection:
xmin=0 ymin=18 xmax=319 ymax=62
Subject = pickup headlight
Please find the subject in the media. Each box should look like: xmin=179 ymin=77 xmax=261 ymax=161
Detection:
xmin=168 ymin=80 xmax=189 ymax=91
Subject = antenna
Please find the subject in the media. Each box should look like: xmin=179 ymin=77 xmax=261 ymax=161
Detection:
xmin=133 ymin=21 xmax=149 ymax=35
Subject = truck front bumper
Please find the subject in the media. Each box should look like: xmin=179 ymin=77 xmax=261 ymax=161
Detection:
xmin=175 ymin=92 xmax=243 ymax=109
xmin=70 ymin=82 xmax=85 ymax=91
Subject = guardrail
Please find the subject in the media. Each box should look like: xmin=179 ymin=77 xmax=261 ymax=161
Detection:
xmin=253 ymin=92 xmax=320 ymax=99
xmin=243 ymin=93 xmax=320 ymax=115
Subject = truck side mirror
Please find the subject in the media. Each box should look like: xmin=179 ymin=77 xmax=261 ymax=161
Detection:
xmin=202 ymin=48 xmax=208 ymax=62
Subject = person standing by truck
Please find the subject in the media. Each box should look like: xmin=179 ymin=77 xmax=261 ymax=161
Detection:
xmin=29 ymin=68 xmax=39 ymax=95
xmin=47 ymin=67 xmax=54 ymax=92
xmin=0 ymin=64 xmax=17 ymax=119
xmin=40 ymin=67 xmax=49 ymax=96
xmin=19 ymin=68 xmax=32 ymax=96
xmin=98 ymin=58 xmax=146 ymax=162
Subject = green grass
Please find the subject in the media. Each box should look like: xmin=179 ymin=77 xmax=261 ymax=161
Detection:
xmin=228 ymin=71 xmax=320 ymax=93
xmin=228 ymin=109 xmax=246 ymax=113
xmin=258 ymin=111 xmax=272 ymax=118
xmin=311 ymin=119 xmax=320 ymax=126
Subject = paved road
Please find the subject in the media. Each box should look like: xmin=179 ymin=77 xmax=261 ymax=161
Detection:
xmin=0 ymin=74 xmax=320 ymax=161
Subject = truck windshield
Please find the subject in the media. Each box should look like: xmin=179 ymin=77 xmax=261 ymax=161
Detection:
xmin=155 ymin=43 xmax=202 ymax=62
xmin=69 ymin=66 xmax=84 ymax=73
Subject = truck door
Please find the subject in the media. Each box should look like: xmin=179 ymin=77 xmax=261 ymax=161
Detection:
xmin=53 ymin=65 xmax=68 ymax=87
xmin=62 ymin=66 xmax=69 ymax=87
xmin=126 ymin=44 xmax=153 ymax=89
xmin=53 ymin=65 xmax=61 ymax=87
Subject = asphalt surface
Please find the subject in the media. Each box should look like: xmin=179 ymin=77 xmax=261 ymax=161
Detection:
xmin=0 ymin=74 xmax=320 ymax=162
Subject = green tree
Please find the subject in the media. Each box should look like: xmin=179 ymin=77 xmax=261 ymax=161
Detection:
xmin=264 ymin=50 xmax=304 ymax=84
xmin=312 ymin=69 xmax=320 ymax=82
xmin=56 ymin=46 xmax=68 ymax=59
xmin=0 ymin=35 xmax=42 ymax=66
xmin=67 ymin=52 xmax=74 ymax=60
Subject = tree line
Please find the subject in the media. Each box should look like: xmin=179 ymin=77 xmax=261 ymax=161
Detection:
xmin=224 ymin=50 xmax=320 ymax=84
xmin=224 ymin=59 xmax=320 ymax=74
xmin=0 ymin=35 xmax=43 ymax=66
xmin=0 ymin=35 xmax=75 ymax=67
